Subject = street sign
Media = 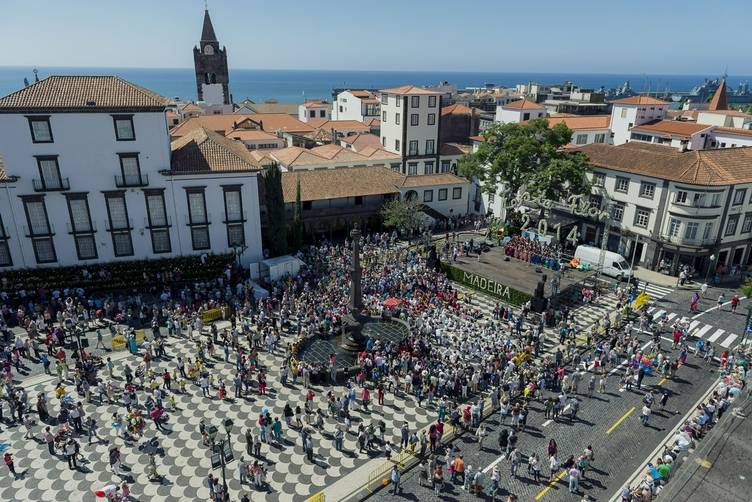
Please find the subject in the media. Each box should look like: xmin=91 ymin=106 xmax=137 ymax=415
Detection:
xmin=223 ymin=441 xmax=234 ymax=463
xmin=210 ymin=444 xmax=222 ymax=469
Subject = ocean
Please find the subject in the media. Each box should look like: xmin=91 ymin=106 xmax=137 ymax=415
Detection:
xmin=1 ymin=66 xmax=750 ymax=104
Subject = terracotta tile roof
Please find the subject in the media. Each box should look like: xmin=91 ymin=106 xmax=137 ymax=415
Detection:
xmin=503 ymin=98 xmax=545 ymax=110
xmin=224 ymin=129 xmax=281 ymax=142
xmin=469 ymin=135 xmax=485 ymax=142
xmin=179 ymin=102 xmax=203 ymax=113
xmin=380 ymin=85 xmax=441 ymax=95
xmin=307 ymin=119 xmax=371 ymax=132
xmin=0 ymin=75 xmax=168 ymax=112
xmin=341 ymin=133 xmax=382 ymax=150
xmin=361 ymin=98 xmax=380 ymax=104
xmin=713 ymin=127 xmax=752 ymax=137
xmin=665 ymin=109 xmax=699 ymax=121
xmin=441 ymin=103 xmax=472 ymax=116
xmin=303 ymin=100 xmax=329 ymax=108
xmin=631 ymin=119 xmax=713 ymax=138
xmin=270 ymin=143 xmax=398 ymax=168
xmin=572 ymin=142 xmax=752 ymax=185
xmin=347 ymin=90 xmax=374 ymax=98
xmin=169 ymin=127 xmax=263 ymax=174
xmin=708 ymin=80 xmax=728 ymax=111
xmin=439 ymin=143 xmax=471 ymax=156
xmin=281 ymin=166 xmax=402 ymax=203
xmin=611 ymin=95 xmax=669 ymax=105
xmin=363 ymin=118 xmax=381 ymax=127
xmin=542 ymin=115 xmax=611 ymax=130
xmin=400 ymin=173 xmax=467 ymax=187
xmin=699 ymin=109 xmax=752 ymax=118
xmin=171 ymin=114 xmax=313 ymax=138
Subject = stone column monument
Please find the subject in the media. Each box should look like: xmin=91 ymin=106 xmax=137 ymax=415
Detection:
xmin=340 ymin=224 xmax=366 ymax=352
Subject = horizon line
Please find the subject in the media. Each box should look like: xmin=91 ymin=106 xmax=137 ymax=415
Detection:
xmin=0 ymin=64 xmax=747 ymax=79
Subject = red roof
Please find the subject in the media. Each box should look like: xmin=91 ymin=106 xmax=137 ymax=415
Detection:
xmin=503 ymin=98 xmax=544 ymax=110
xmin=708 ymin=80 xmax=728 ymax=111
xmin=611 ymin=95 xmax=669 ymax=106
xmin=630 ymin=119 xmax=712 ymax=138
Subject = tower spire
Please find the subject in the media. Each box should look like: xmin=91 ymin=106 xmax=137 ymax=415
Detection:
xmin=201 ymin=6 xmax=217 ymax=42
xmin=708 ymin=79 xmax=728 ymax=111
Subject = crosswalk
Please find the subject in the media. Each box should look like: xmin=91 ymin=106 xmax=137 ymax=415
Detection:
xmin=647 ymin=306 xmax=746 ymax=349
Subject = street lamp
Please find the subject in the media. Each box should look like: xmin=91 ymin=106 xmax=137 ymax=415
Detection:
xmin=704 ymin=254 xmax=716 ymax=284
xmin=208 ymin=422 xmax=234 ymax=495
xmin=223 ymin=418 xmax=234 ymax=448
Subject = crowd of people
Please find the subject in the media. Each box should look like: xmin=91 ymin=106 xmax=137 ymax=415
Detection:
xmin=0 ymin=228 xmax=749 ymax=501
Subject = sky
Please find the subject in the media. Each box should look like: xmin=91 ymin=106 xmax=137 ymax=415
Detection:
xmin=3 ymin=0 xmax=751 ymax=74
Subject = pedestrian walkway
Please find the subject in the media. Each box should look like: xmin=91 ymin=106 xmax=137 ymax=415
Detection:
xmin=647 ymin=306 xmax=746 ymax=349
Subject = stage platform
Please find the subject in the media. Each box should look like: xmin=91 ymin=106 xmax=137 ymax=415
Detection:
xmin=449 ymin=245 xmax=595 ymax=299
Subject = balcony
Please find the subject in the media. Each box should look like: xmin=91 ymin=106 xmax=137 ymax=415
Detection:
xmin=66 ymin=222 xmax=97 ymax=234
xmin=32 ymin=177 xmax=69 ymax=192
xmin=669 ymin=201 xmax=723 ymax=218
xmin=660 ymin=233 xmax=715 ymax=248
xmin=115 ymin=173 xmax=149 ymax=188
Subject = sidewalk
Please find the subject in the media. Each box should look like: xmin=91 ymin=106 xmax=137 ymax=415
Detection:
xmin=633 ymin=267 xmax=679 ymax=288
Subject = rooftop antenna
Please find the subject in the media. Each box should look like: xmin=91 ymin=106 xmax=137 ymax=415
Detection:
xmin=33 ymin=68 xmax=39 ymax=82
xmin=23 ymin=77 xmax=29 ymax=87
xmin=204 ymin=0 xmax=208 ymax=10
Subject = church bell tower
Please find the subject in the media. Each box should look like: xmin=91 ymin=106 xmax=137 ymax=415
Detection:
xmin=193 ymin=8 xmax=231 ymax=105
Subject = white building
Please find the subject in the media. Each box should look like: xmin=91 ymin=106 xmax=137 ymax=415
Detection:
xmin=540 ymin=116 xmax=611 ymax=145
xmin=628 ymin=120 xmax=713 ymax=150
xmin=0 ymin=75 xmax=263 ymax=270
xmin=298 ymin=100 xmax=331 ymax=122
xmin=331 ymin=90 xmax=381 ymax=122
xmin=710 ymin=128 xmax=752 ymax=148
xmin=379 ymin=85 xmax=443 ymax=175
xmin=494 ymin=98 xmax=546 ymax=124
xmin=608 ymin=95 xmax=670 ymax=145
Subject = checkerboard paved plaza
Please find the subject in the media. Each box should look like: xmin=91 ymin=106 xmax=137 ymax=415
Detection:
xmin=0 ymin=325 xmax=435 ymax=502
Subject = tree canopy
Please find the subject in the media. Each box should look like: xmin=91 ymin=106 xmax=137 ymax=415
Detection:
xmin=380 ymin=197 xmax=422 ymax=237
xmin=261 ymin=164 xmax=288 ymax=257
xmin=459 ymin=118 xmax=592 ymax=201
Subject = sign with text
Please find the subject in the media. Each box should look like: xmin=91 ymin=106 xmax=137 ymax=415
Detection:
xmin=442 ymin=263 xmax=532 ymax=306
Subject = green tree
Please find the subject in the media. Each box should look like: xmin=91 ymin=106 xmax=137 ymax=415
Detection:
xmin=290 ymin=176 xmax=304 ymax=251
xmin=739 ymin=277 xmax=752 ymax=298
xmin=459 ymin=118 xmax=592 ymax=201
xmin=261 ymin=164 xmax=288 ymax=256
xmin=380 ymin=197 xmax=422 ymax=239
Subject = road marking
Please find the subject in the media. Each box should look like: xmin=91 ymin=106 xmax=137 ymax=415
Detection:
xmin=666 ymin=312 xmax=678 ymax=321
xmin=707 ymin=329 xmax=725 ymax=343
xmin=692 ymin=296 xmax=747 ymax=319
xmin=535 ymin=470 xmax=567 ymax=500
xmin=606 ymin=406 xmax=636 ymax=434
xmin=657 ymin=377 xmax=667 ymax=385
xmin=652 ymin=309 xmax=666 ymax=319
xmin=720 ymin=333 xmax=738 ymax=348
xmin=688 ymin=320 xmax=701 ymax=331
xmin=482 ymin=454 xmax=506 ymax=474
xmin=541 ymin=419 xmax=552 ymax=427
xmin=695 ymin=325 xmax=713 ymax=338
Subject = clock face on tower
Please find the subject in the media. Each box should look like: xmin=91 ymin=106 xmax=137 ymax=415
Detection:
xmin=203 ymin=45 xmax=214 ymax=56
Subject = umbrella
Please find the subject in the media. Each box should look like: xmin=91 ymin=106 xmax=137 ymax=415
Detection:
xmin=94 ymin=484 xmax=118 ymax=498
xmin=383 ymin=298 xmax=402 ymax=308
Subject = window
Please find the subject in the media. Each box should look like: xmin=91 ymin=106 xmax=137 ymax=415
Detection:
xmin=732 ymin=188 xmax=747 ymax=205
xmin=639 ymin=182 xmax=655 ymax=199
xmin=35 ymin=156 xmax=66 ymax=190
xmin=668 ymin=218 xmax=681 ymax=237
xmin=227 ymin=224 xmax=244 ymax=247
xmin=685 ymin=222 xmax=699 ymax=240
xmin=424 ymin=161 xmax=434 ymax=174
xmin=319 ymin=110 xmax=326 ymax=118
xmin=66 ymin=194 xmax=95 ymax=237
xmin=428 ymin=95 xmax=437 ymax=108
xmin=703 ymin=222 xmax=713 ymax=240
xmin=452 ymin=187 xmax=462 ymax=200
xmin=27 ymin=116 xmax=53 ymax=143
xmin=223 ymin=188 xmax=244 ymax=223
xmin=426 ymin=139 xmax=435 ymax=155
xmin=675 ymin=191 xmax=688 ymax=204
xmin=411 ymin=96 xmax=420 ymax=108
xmin=394 ymin=139 xmax=400 ymax=152
xmin=354 ymin=196 xmax=363 ymax=206
xmin=382 ymin=111 xmax=387 ymax=122
xmin=427 ymin=113 xmax=436 ymax=126
xmin=742 ymin=214 xmax=752 ymax=233
xmin=410 ymin=114 xmax=419 ymax=126
xmin=438 ymin=188 xmax=448 ymax=201
xmin=488 ymin=193 xmax=495 ymax=204
xmin=441 ymin=160 xmax=451 ymax=173
xmin=390 ymin=163 xmax=401 ymax=172
xmin=302 ymin=201 xmax=312 ymax=210
xmin=104 ymin=192 xmax=133 ymax=257
xmin=523 ymin=113 xmax=530 ymax=121
xmin=634 ymin=208 xmax=650 ymax=228
xmin=408 ymin=140 xmax=418 ymax=156
xmin=575 ymin=134 xmax=588 ymax=145
xmin=23 ymin=198 xmax=56 ymax=263
xmin=118 ymin=154 xmax=144 ymax=186
xmin=407 ymin=162 xmax=418 ymax=175
xmin=382 ymin=136 xmax=386 ymax=147
xmin=615 ymin=177 xmax=629 ymax=193
xmin=693 ymin=193 xmax=706 ymax=207
xmin=112 ymin=115 xmax=135 ymax=141
xmin=612 ymin=203 xmax=624 ymax=222
xmin=395 ymin=113 xmax=400 ymax=125
xmin=594 ymin=133 xmax=606 ymax=144
xmin=381 ymin=94 xmax=388 ymax=105
xmin=711 ymin=193 xmax=722 ymax=207
xmin=620 ymin=108 xmax=628 ymax=118
xmin=309 ymin=110 xmax=315 ymax=118
xmin=592 ymin=172 xmax=605 ymax=187
xmin=423 ymin=190 xmax=433 ymax=202
xmin=0 ymin=215 xmax=10 ymax=267
xmin=725 ymin=214 xmax=739 ymax=236
xmin=145 ymin=191 xmax=170 ymax=253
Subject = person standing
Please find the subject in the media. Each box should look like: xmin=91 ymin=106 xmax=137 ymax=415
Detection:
xmin=390 ymin=465 xmax=401 ymax=495
xmin=568 ymin=465 xmax=581 ymax=493
xmin=65 ymin=438 xmax=78 ymax=470
xmin=641 ymin=404 xmax=651 ymax=426
xmin=731 ymin=295 xmax=740 ymax=313
xmin=4 ymin=452 xmax=18 ymax=479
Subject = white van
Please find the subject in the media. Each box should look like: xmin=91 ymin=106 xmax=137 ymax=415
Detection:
xmin=574 ymin=245 xmax=633 ymax=279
